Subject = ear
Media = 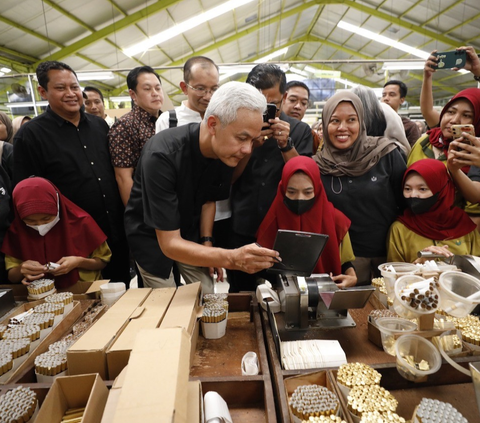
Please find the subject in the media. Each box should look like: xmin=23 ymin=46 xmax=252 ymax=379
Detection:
xmin=400 ymin=97 xmax=406 ymax=105
xmin=37 ymin=86 xmax=47 ymax=100
xmin=206 ymin=115 xmax=219 ymax=136
xmin=180 ymin=81 xmax=188 ymax=95
xmin=128 ymin=89 xmax=137 ymax=104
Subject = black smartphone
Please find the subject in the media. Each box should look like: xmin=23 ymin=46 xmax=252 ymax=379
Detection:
xmin=432 ymin=50 xmax=467 ymax=69
xmin=263 ymin=103 xmax=277 ymax=124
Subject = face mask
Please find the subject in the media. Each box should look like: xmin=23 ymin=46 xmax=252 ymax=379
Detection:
xmin=27 ymin=213 xmax=60 ymax=236
xmin=284 ymin=197 xmax=315 ymax=215
xmin=405 ymin=193 xmax=439 ymax=215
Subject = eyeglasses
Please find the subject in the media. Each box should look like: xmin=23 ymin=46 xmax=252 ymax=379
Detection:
xmin=185 ymin=83 xmax=219 ymax=96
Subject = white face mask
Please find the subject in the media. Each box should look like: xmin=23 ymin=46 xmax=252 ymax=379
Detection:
xmin=26 ymin=193 xmax=60 ymax=236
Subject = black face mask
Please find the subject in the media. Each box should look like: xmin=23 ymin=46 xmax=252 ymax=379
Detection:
xmin=283 ymin=197 xmax=315 ymax=215
xmin=405 ymin=193 xmax=439 ymax=215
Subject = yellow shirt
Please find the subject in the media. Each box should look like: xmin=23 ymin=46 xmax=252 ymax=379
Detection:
xmin=5 ymin=241 xmax=112 ymax=282
xmin=340 ymin=232 xmax=355 ymax=264
xmin=387 ymin=221 xmax=480 ymax=263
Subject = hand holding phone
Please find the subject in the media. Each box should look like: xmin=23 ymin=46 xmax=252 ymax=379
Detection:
xmin=452 ymin=124 xmax=475 ymax=152
xmin=432 ymin=50 xmax=467 ymax=70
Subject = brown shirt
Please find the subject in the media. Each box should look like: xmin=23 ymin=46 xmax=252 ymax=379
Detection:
xmin=108 ymin=105 xmax=157 ymax=168
xmin=401 ymin=116 xmax=421 ymax=147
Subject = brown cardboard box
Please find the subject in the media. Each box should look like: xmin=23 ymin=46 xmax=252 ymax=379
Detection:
xmin=106 ymin=287 xmax=176 ymax=379
xmin=67 ymin=288 xmax=152 ymax=379
xmin=112 ymin=328 xmax=191 ymax=423
xmin=1 ymin=300 xmax=82 ymax=384
xmin=36 ymin=373 xmax=109 ymax=423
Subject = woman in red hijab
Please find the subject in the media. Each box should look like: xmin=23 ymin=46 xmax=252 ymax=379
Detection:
xmin=1 ymin=177 xmax=111 ymax=289
xmin=387 ymin=159 xmax=480 ymax=263
xmin=256 ymin=156 xmax=357 ymax=288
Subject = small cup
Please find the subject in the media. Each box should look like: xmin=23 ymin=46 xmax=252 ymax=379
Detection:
xmin=376 ymin=317 xmax=417 ymax=356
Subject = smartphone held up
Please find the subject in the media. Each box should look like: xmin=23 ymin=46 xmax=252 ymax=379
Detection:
xmin=263 ymin=103 xmax=277 ymax=125
xmin=452 ymin=124 xmax=475 ymax=152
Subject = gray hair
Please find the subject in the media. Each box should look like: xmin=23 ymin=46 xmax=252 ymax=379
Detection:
xmin=351 ymin=85 xmax=386 ymax=137
xmin=204 ymin=81 xmax=266 ymax=127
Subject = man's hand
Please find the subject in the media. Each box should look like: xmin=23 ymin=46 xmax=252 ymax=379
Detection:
xmin=269 ymin=118 xmax=291 ymax=149
xmin=20 ymin=260 xmax=47 ymax=284
xmin=49 ymin=256 xmax=82 ymax=276
xmin=230 ymin=243 xmax=279 ymax=274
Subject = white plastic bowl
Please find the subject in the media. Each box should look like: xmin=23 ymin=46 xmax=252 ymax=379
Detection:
xmin=378 ymin=262 xmax=420 ymax=299
xmin=393 ymin=275 xmax=438 ymax=319
xmin=376 ymin=317 xmax=417 ymax=356
xmin=438 ymin=271 xmax=480 ymax=318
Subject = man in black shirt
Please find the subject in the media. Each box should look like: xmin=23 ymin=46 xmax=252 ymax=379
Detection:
xmin=13 ymin=61 xmax=130 ymax=285
xmin=125 ymin=81 xmax=279 ymax=290
xmin=230 ymin=64 xmax=313 ymax=291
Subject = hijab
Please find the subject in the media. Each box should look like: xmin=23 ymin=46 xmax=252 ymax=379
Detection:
xmin=256 ymin=156 xmax=351 ymax=275
xmin=0 ymin=112 xmax=13 ymax=144
xmin=314 ymin=91 xmax=398 ymax=177
xmin=12 ymin=116 xmax=31 ymax=137
xmin=398 ymin=159 xmax=476 ymax=240
xmin=427 ymin=87 xmax=480 ymax=155
xmin=1 ymin=177 xmax=107 ymax=288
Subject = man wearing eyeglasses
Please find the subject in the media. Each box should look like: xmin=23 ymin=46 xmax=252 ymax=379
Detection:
xmin=156 ymin=56 xmax=219 ymax=131
xmin=229 ymin=64 xmax=313 ymax=292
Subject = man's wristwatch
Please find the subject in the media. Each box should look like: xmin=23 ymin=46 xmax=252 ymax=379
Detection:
xmin=200 ymin=236 xmax=214 ymax=244
xmin=278 ymin=137 xmax=294 ymax=153
xmin=474 ymin=74 xmax=480 ymax=82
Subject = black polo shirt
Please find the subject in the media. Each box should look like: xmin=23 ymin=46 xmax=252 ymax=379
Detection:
xmin=13 ymin=106 xmax=124 ymax=242
xmin=231 ymin=112 xmax=313 ymax=238
xmin=124 ymin=123 xmax=232 ymax=277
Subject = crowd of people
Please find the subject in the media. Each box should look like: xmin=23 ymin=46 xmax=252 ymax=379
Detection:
xmin=1 ymin=47 xmax=480 ymax=294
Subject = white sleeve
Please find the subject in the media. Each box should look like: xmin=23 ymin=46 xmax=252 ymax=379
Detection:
xmin=155 ymin=112 xmax=170 ymax=133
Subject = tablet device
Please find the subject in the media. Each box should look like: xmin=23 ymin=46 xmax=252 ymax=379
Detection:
xmin=267 ymin=230 xmax=329 ymax=276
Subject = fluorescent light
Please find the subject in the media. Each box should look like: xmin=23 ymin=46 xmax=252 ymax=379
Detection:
xmin=0 ymin=72 xmax=4 ymax=77
xmin=335 ymin=78 xmax=358 ymax=88
xmin=289 ymin=67 xmax=309 ymax=77
xmin=77 ymin=72 xmax=114 ymax=81
xmin=0 ymin=67 xmax=11 ymax=73
xmin=6 ymin=101 xmax=49 ymax=108
xmin=304 ymin=66 xmax=341 ymax=79
xmin=254 ymin=47 xmax=289 ymax=63
xmin=286 ymin=73 xmax=306 ymax=82
xmin=338 ymin=20 xmax=430 ymax=60
xmin=110 ymin=96 xmax=132 ymax=103
xmin=124 ymin=0 xmax=255 ymax=57
xmin=382 ymin=61 xmax=425 ymax=70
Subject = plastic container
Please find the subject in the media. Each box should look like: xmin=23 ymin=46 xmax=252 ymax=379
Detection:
xmin=393 ymin=275 xmax=438 ymax=319
xmin=376 ymin=317 xmax=417 ymax=356
xmin=395 ymin=334 xmax=442 ymax=382
xmin=100 ymin=282 xmax=126 ymax=307
xmin=438 ymin=271 xmax=480 ymax=318
xmin=378 ymin=262 xmax=420 ymax=299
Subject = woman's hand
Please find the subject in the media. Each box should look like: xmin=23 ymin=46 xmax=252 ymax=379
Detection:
xmin=424 ymin=50 xmax=438 ymax=75
xmin=20 ymin=260 xmax=47 ymax=285
xmin=449 ymin=133 xmax=480 ymax=168
xmin=414 ymin=245 xmax=453 ymax=264
xmin=49 ymin=256 xmax=82 ymax=276
xmin=330 ymin=272 xmax=357 ymax=288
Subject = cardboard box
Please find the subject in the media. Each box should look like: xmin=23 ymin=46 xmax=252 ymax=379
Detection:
xmin=67 ymin=288 xmax=152 ymax=379
xmin=112 ymin=328 xmax=191 ymax=423
xmin=1 ymin=300 xmax=82 ymax=384
xmin=36 ymin=373 xmax=109 ymax=423
xmin=106 ymin=287 xmax=176 ymax=380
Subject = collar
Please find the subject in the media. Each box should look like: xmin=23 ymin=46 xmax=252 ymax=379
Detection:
xmin=46 ymin=105 xmax=86 ymax=127
xmin=132 ymin=104 xmax=158 ymax=124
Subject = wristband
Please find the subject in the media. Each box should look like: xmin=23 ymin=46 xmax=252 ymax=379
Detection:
xmin=278 ymin=137 xmax=294 ymax=152
xmin=200 ymin=236 xmax=215 ymax=244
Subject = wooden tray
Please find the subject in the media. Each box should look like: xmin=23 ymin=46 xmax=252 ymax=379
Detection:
xmin=191 ymin=293 xmax=277 ymax=422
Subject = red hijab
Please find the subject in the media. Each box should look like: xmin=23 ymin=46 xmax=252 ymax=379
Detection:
xmin=1 ymin=178 xmax=107 ymax=288
xmin=398 ymin=159 xmax=476 ymax=240
xmin=428 ymin=87 xmax=480 ymax=155
xmin=256 ymin=156 xmax=351 ymax=275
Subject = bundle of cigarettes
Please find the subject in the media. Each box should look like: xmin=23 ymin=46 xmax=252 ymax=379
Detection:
xmin=359 ymin=410 xmax=406 ymax=422
xmin=23 ymin=312 xmax=55 ymax=330
xmin=399 ymin=279 xmax=438 ymax=312
xmin=27 ymin=278 xmax=54 ymax=296
xmin=45 ymin=292 xmax=73 ymax=307
xmin=35 ymin=350 xmax=68 ymax=377
xmin=3 ymin=324 xmax=41 ymax=342
xmin=443 ymin=314 xmax=480 ymax=346
xmin=0 ymin=338 xmax=31 ymax=359
xmin=347 ymin=385 xmax=398 ymax=417
xmin=203 ymin=293 xmax=228 ymax=303
xmin=61 ymin=407 xmax=85 ymax=423
xmin=0 ymin=324 xmax=6 ymax=338
xmin=368 ymin=309 xmax=397 ymax=323
xmin=34 ymin=301 xmax=64 ymax=316
xmin=0 ymin=352 xmax=13 ymax=376
xmin=371 ymin=277 xmax=388 ymax=296
xmin=336 ymin=363 xmax=382 ymax=389
xmin=8 ymin=308 xmax=34 ymax=326
xmin=0 ymin=386 xmax=37 ymax=423
xmin=72 ymin=304 xmax=104 ymax=338
xmin=300 ymin=416 xmax=346 ymax=423
xmin=289 ymin=384 xmax=339 ymax=421
xmin=414 ymin=398 xmax=467 ymax=422
xmin=201 ymin=303 xmax=227 ymax=323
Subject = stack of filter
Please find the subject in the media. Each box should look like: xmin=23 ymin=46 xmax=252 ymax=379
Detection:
xmin=281 ymin=340 xmax=346 ymax=370
xmin=34 ymin=335 xmax=76 ymax=380
xmin=0 ymin=386 xmax=38 ymax=422
xmin=414 ymin=398 xmax=467 ymax=422
xmin=289 ymin=384 xmax=339 ymax=422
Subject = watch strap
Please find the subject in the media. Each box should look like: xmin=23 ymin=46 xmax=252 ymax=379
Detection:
xmin=279 ymin=137 xmax=294 ymax=152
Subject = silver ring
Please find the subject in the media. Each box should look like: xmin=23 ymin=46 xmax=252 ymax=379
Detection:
xmin=278 ymin=131 xmax=282 ymax=136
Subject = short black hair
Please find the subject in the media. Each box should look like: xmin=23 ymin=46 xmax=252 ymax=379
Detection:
xmin=286 ymin=81 xmax=310 ymax=98
xmin=246 ymin=64 xmax=287 ymax=94
xmin=383 ymin=80 xmax=407 ymax=98
xmin=127 ymin=66 xmax=161 ymax=91
xmin=183 ymin=56 xmax=219 ymax=84
xmin=36 ymin=61 xmax=77 ymax=90
xmin=84 ymin=86 xmax=104 ymax=103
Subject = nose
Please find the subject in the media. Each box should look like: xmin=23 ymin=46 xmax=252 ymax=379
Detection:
xmin=242 ymin=142 xmax=253 ymax=155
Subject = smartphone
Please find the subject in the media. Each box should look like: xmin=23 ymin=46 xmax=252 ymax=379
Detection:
xmin=452 ymin=124 xmax=475 ymax=140
xmin=432 ymin=50 xmax=466 ymax=69
xmin=263 ymin=103 xmax=277 ymax=124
